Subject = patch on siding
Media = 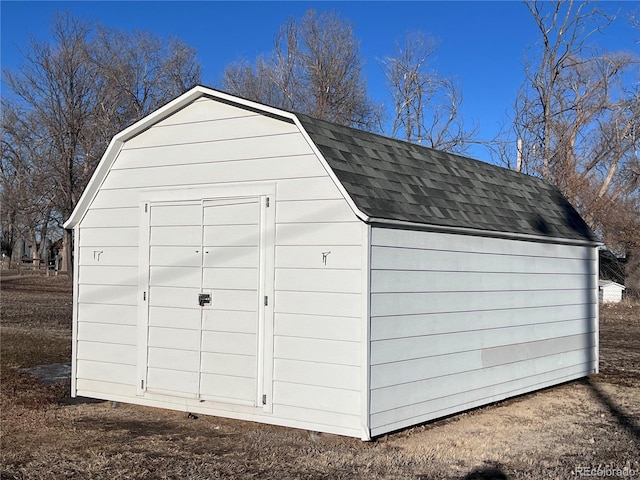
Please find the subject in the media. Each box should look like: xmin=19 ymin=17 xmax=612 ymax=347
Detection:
xmin=481 ymin=334 xmax=595 ymax=368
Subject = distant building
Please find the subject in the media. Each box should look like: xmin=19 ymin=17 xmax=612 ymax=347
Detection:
xmin=599 ymin=280 xmax=626 ymax=304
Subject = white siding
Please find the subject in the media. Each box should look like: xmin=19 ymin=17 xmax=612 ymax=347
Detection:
xmin=273 ymin=197 xmax=363 ymax=433
xmin=75 ymin=97 xmax=364 ymax=437
xmin=368 ymin=227 xmax=598 ymax=437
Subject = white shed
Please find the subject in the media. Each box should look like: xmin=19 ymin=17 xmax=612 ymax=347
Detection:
xmin=64 ymin=86 xmax=600 ymax=440
xmin=599 ymin=280 xmax=625 ymax=303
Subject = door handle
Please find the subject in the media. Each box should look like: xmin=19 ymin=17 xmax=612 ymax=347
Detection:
xmin=198 ymin=293 xmax=211 ymax=306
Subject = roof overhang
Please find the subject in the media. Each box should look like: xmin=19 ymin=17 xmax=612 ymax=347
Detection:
xmin=368 ymin=217 xmax=603 ymax=247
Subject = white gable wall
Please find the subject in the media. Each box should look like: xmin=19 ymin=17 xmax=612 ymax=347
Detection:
xmin=74 ymin=97 xmax=365 ymax=437
xmin=368 ymin=227 xmax=598 ymax=437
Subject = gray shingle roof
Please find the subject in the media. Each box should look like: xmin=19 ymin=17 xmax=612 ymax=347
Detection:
xmin=296 ymin=113 xmax=598 ymax=243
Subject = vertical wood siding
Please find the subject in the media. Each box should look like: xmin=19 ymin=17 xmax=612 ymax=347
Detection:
xmin=75 ymin=97 xmax=363 ymax=436
xmin=369 ymin=227 xmax=598 ymax=437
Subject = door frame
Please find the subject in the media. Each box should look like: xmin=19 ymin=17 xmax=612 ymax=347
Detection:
xmin=137 ymin=182 xmax=276 ymax=412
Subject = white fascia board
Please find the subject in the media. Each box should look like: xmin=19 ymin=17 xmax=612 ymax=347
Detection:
xmin=64 ymin=86 xmax=212 ymax=228
xmin=202 ymin=88 xmax=299 ymax=122
xmin=63 ymin=135 xmax=122 ymax=229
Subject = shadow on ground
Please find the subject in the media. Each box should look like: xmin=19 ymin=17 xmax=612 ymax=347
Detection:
xmin=585 ymin=377 xmax=640 ymax=444
xmin=464 ymin=467 xmax=508 ymax=479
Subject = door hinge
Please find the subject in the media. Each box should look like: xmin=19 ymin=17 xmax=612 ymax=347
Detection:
xmin=141 ymin=380 xmax=144 ymax=389
xmin=143 ymin=291 xmax=146 ymax=301
xmin=264 ymin=296 xmax=268 ymax=306
xmin=266 ymin=197 xmax=270 ymax=207
xmin=262 ymin=394 xmax=267 ymax=405
xmin=144 ymin=203 xmax=148 ymax=213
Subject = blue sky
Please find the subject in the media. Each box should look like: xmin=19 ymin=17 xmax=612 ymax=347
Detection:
xmin=1 ymin=1 xmax=638 ymax=162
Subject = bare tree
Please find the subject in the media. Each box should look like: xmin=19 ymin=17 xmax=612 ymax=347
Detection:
xmin=222 ymin=58 xmax=291 ymax=111
xmin=380 ymin=32 xmax=478 ymax=154
xmin=92 ymin=28 xmax=201 ymax=130
xmin=503 ymin=0 xmax=639 ymax=255
xmin=223 ymin=18 xmax=305 ymax=111
xmin=298 ymin=11 xmax=381 ymax=128
xmin=3 ymin=13 xmax=98 ymax=276
xmin=1 ymin=103 xmax=57 ymax=267
xmin=270 ymin=18 xmax=304 ymax=111
xmin=1 ymin=12 xmax=202 ymax=277
xmin=222 ymin=10 xmax=383 ymax=130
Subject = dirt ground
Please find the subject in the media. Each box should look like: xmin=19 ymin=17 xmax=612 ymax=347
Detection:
xmin=1 ymin=273 xmax=638 ymax=479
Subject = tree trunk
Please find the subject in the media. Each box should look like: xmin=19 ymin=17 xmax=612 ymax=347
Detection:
xmin=63 ymin=228 xmax=74 ymax=283
xmin=30 ymin=232 xmax=40 ymax=268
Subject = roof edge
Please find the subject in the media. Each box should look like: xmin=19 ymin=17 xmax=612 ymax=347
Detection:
xmin=288 ymin=117 xmax=370 ymax=224
xmin=369 ymin=217 xmax=603 ymax=247
xmin=599 ymin=280 xmax=626 ymax=288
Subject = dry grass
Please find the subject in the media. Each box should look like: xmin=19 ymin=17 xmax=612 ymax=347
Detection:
xmin=1 ymin=274 xmax=72 ymax=410
xmin=1 ymin=274 xmax=638 ymax=479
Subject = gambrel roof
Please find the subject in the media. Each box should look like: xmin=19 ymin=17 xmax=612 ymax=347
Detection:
xmin=297 ymin=113 xmax=598 ymax=243
xmin=66 ymin=86 xmax=598 ymax=245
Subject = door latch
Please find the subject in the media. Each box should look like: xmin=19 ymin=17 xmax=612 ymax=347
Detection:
xmin=198 ymin=293 xmax=211 ymax=306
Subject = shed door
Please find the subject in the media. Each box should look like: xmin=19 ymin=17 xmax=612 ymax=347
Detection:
xmin=145 ymin=197 xmax=264 ymax=406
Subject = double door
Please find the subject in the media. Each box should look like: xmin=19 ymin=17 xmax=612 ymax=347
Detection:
xmin=142 ymin=196 xmax=265 ymax=406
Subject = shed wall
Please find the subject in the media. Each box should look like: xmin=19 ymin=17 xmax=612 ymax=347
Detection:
xmin=75 ymin=97 xmax=364 ymax=437
xmin=369 ymin=227 xmax=598 ymax=437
